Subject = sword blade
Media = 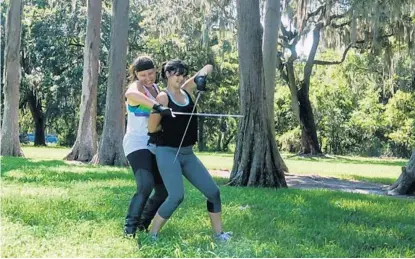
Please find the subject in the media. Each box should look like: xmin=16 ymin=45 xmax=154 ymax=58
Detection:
xmin=173 ymin=92 xmax=201 ymax=163
xmin=172 ymin=111 xmax=244 ymax=118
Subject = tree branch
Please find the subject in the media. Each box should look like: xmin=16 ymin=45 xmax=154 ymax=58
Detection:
xmin=313 ymin=32 xmax=394 ymax=66
xmin=276 ymin=55 xmax=289 ymax=82
xmin=328 ymin=10 xmax=351 ymax=22
xmin=69 ymin=43 xmax=85 ymax=48
xmin=306 ymin=5 xmax=324 ymax=22
xmin=303 ymin=23 xmax=323 ymax=87
xmin=280 ymin=23 xmax=291 ymax=39
xmin=313 ymin=43 xmax=352 ymax=65
xmin=209 ymin=0 xmax=236 ymax=22
xmin=330 ymin=20 xmax=351 ymax=28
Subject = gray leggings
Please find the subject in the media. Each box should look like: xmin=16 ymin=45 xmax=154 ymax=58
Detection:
xmin=155 ymin=146 xmax=221 ymax=219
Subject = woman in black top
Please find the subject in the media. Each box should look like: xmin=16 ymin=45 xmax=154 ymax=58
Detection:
xmin=148 ymin=59 xmax=231 ymax=241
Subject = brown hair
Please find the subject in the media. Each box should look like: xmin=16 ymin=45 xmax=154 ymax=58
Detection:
xmin=128 ymin=56 xmax=155 ymax=82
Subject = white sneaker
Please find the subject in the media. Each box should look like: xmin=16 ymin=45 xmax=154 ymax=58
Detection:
xmin=213 ymin=231 xmax=232 ymax=241
xmin=148 ymin=232 xmax=158 ymax=242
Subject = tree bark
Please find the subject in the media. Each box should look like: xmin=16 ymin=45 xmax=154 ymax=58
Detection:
xmin=222 ymin=133 xmax=235 ymax=152
xmin=198 ymin=117 xmax=206 ymax=151
xmin=262 ymin=0 xmax=281 ymax=137
xmin=280 ymin=23 xmax=323 ymax=155
xmin=388 ymin=151 xmax=415 ymax=195
xmin=283 ymin=63 xmax=321 ymax=155
xmin=229 ymin=0 xmax=287 ymax=188
xmin=285 ymin=60 xmax=301 ymax=120
xmin=297 ymin=24 xmax=323 ymax=155
xmin=1 ymin=0 xmax=24 ymax=157
xmin=26 ymin=90 xmax=46 ymax=146
xmin=217 ymin=132 xmax=223 ymax=151
xmin=298 ymin=85 xmax=321 ymax=154
xmin=91 ymin=0 xmax=129 ymax=166
xmin=65 ymin=0 xmax=102 ymax=162
xmin=216 ymin=118 xmax=227 ymax=151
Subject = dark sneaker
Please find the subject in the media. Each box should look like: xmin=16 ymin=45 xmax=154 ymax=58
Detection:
xmin=124 ymin=230 xmax=136 ymax=238
xmin=137 ymin=224 xmax=148 ymax=232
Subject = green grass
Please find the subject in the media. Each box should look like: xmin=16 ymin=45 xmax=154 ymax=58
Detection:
xmin=198 ymin=152 xmax=407 ymax=185
xmin=1 ymin=147 xmax=414 ymax=257
xmin=20 ymin=146 xmax=406 ymax=185
xmin=20 ymin=145 xmax=71 ymax=160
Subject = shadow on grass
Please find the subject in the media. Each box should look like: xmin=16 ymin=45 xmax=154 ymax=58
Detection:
xmin=336 ymin=156 xmax=407 ymax=167
xmin=2 ymin=157 xmax=227 ymax=197
xmin=349 ymin=175 xmax=396 ymax=185
xmin=2 ymin=184 xmax=135 ymax=228
xmin=2 ymin=195 xmax=101 ymax=226
xmin=2 ymin=156 xmax=132 ymax=183
xmin=6 ymin=170 xmax=132 ymax=184
xmin=212 ymin=177 xmax=229 ymax=185
xmin=220 ymin=187 xmax=415 ymax=257
xmin=1 ymin=157 xmax=67 ymax=175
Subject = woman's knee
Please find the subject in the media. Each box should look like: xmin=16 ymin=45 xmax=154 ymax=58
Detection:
xmin=169 ymin=193 xmax=184 ymax=207
xmin=153 ymin=184 xmax=168 ymax=201
xmin=206 ymin=186 xmax=221 ymax=202
xmin=138 ymin=185 xmax=153 ymax=198
xmin=206 ymin=187 xmax=221 ymax=213
xmin=135 ymin=169 xmax=155 ymax=196
xmin=158 ymin=193 xmax=184 ymax=219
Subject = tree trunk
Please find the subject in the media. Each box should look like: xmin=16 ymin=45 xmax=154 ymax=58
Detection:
xmin=1 ymin=0 xmax=24 ymax=157
xmin=388 ymin=151 xmax=415 ymax=195
xmin=298 ymin=84 xmax=322 ymax=154
xmin=285 ymin=61 xmax=301 ymax=120
xmin=91 ymin=0 xmax=129 ymax=166
xmin=26 ymin=90 xmax=46 ymax=146
xmin=283 ymin=62 xmax=321 ymax=155
xmin=222 ymin=133 xmax=235 ymax=152
xmin=297 ymin=23 xmax=324 ymax=155
xmin=216 ymin=117 xmax=227 ymax=151
xmin=198 ymin=116 xmax=206 ymax=151
xmin=229 ymin=0 xmax=287 ymax=188
xmin=65 ymin=0 xmax=102 ymax=162
xmin=278 ymin=15 xmax=325 ymax=155
xmin=262 ymin=0 xmax=281 ymax=137
xmin=217 ymin=132 xmax=223 ymax=151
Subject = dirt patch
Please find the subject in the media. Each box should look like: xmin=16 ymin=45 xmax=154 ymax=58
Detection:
xmin=209 ymin=170 xmax=414 ymax=198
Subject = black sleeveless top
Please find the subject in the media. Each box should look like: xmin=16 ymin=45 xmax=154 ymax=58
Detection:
xmin=160 ymin=89 xmax=198 ymax=147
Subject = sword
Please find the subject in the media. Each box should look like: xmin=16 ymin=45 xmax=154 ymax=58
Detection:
xmin=173 ymin=92 xmax=202 ymax=163
xmin=172 ymin=111 xmax=243 ymax=118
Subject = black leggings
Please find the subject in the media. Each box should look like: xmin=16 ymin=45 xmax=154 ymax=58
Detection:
xmin=124 ymin=149 xmax=167 ymax=233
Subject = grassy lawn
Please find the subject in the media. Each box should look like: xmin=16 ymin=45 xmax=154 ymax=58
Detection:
xmin=1 ymin=147 xmax=414 ymax=257
xmin=21 ymin=146 xmax=407 ymax=185
xmin=197 ymin=152 xmax=407 ymax=185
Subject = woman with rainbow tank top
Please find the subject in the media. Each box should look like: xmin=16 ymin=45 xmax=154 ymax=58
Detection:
xmin=123 ymin=56 xmax=172 ymax=238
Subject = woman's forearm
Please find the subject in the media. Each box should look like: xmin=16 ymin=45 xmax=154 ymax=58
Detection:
xmin=125 ymin=90 xmax=158 ymax=107
xmin=182 ymin=64 xmax=213 ymax=92
xmin=148 ymin=113 xmax=162 ymax=133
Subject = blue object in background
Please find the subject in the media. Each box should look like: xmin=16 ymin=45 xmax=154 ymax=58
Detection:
xmin=20 ymin=133 xmax=58 ymax=144
xmin=45 ymin=134 xmax=58 ymax=143
xmin=19 ymin=133 xmax=29 ymax=144
xmin=27 ymin=133 xmax=35 ymax=142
